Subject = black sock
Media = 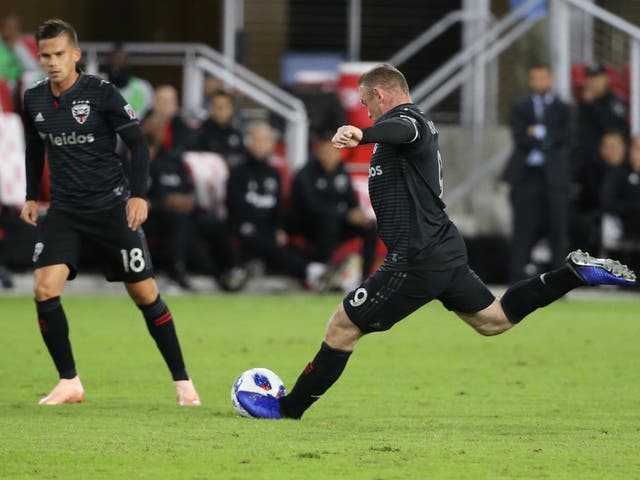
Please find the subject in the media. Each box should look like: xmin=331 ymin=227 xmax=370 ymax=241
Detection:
xmin=501 ymin=266 xmax=584 ymax=324
xmin=36 ymin=297 xmax=77 ymax=379
xmin=138 ymin=295 xmax=188 ymax=381
xmin=279 ymin=342 xmax=352 ymax=419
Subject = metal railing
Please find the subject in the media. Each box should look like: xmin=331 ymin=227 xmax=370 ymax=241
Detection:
xmin=411 ymin=0 xmax=544 ymax=110
xmin=550 ymin=0 xmax=640 ymax=134
xmin=79 ymin=42 xmax=309 ymax=169
xmin=406 ymin=0 xmax=545 ymax=207
xmin=387 ymin=10 xmax=483 ymax=67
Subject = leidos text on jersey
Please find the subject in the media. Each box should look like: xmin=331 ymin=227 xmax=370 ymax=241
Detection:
xmin=45 ymin=131 xmax=96 ymax=146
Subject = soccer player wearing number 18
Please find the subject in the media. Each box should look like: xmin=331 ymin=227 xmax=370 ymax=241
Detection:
xmin=20 ymin=19 xmax=200 ymax=406
xmin=239 ymin=64 xmax=636 ymax=420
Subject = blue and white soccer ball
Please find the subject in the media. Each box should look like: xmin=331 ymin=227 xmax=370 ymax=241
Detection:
xmin=231 ymin=368 xmax=286 ymax=418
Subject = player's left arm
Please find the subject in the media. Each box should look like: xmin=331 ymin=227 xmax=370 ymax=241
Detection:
xmin=102 ymin=81 xmax=150 ymax=230
xmin=119 ymin=125 xmax=150 ymax=230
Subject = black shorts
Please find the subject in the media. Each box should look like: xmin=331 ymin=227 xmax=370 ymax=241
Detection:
xmin=343 ymin=265 xmax=495 ymax=334
xmin=33 ymin=205 xmax=154 ymax=283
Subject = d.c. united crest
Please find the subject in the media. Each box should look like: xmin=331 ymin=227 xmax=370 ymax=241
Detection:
xmin=71 ymin=102 xmax=91 ymax=124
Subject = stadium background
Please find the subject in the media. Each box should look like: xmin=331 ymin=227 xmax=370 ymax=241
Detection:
xmin=2 ymin=0 xmax=640 ymax=289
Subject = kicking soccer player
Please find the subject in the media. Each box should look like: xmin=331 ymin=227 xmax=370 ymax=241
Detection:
xmin=239 ymin=64 xmax=636 ymax=419
xmin=20 ymin=19 xmax=200 ymax=406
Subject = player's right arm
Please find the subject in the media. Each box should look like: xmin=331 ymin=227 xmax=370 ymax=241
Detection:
xmin=333 ymin=115 xmax=420 ymax=149
xmin=21 ymin=99 xmax=45 ymax=227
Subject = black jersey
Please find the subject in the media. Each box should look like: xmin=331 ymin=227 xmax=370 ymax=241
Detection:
xmin=23 ymin=74 xmax=140 ymax=212
xmin=362 ymin=103 xmax=467 ymax=271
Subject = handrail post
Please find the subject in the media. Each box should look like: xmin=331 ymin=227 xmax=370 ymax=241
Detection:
xmin=631 ymin=38 xmax=640 ymax=135
xmin=549 ymin=0 xmax=572 ymax=101
xmin=182 ymin=49 xmax=203 ymax=117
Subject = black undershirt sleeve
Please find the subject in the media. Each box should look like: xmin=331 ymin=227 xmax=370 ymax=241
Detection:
xmin=360 ymin=117 xmax=419 ymax=145
xmin=25 ymin=138 xmax=45 ymax=201
xmin=23 ymin=106 xmax=45 ymax=201
xmin=118 ymin=124 xmax=150 ymax=198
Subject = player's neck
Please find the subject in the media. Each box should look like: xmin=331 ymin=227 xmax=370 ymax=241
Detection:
xmin=50 ymin=70 xmax=80 ymax=97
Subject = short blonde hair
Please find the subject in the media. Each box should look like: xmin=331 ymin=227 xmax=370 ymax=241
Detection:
xmin=358 ymin=64 xmax=409 ymax=94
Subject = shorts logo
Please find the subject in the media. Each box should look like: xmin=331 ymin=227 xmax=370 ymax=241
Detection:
xmin=33 ymin=242 xmax=44 ymax=263
xmin=349 ymin=287 xmax=368 ymax=307
xmin=71 ymin=101 xmax=90 ymax=124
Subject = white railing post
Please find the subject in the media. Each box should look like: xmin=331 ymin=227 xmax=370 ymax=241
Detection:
xmin=631 ymin=38 xmax=640 ymax=136
xmin=182 ymin=49 xmax=203 ymax=117
xmin=348 ymin=0 xmax=362 ymax=61
xmin=84 ymin=48 xmax=99 ymax=75
xmin=550 ymin=0 xmax=572 ymax=101
xmin=461 ymin=0 xmax=489 ymax=127
xmin=286 ymin=110 xmax=310 ymax=171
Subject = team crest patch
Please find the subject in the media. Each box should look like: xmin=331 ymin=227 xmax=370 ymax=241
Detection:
xmin=33 ymin=242 xmax=44 ymax=263
xmin=124 ymin=104 xmax=137 ymax=120
xmin=71 ymin=101 xmax=91 ymax=124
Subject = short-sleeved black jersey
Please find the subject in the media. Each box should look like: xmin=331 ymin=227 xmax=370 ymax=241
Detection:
xmin=23 ymin=73 xmax=140 ymax=212
xmin=363 ymin=103 xmax=467 ymax=271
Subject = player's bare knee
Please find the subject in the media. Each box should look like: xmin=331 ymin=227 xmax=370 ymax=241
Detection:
xmin=126 ymin=280 xmax=158 ymax=306
xmin=34 ymin=280 xmax=61 ymax=301
xmin=474 ymin=313 xmax=512 ymax=337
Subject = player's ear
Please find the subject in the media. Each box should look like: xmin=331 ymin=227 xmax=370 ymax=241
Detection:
xmin=73 ymin=48 xmax=82 ymax=63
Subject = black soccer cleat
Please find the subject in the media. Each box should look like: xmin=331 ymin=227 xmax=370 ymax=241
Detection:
xmin=565 ymin=250 xmax=636 ymax=287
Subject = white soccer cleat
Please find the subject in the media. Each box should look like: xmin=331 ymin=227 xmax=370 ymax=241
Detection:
xmin=174 ymin=379 xmax=201 ymax=406
xmin=39 ymin=375 xmax=85 ymax=405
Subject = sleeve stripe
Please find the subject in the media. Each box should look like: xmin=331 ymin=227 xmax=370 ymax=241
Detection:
xmin=398 ymin=115 xmax=420 ymax=143
xmin=115 ymin=120 xmax=139 ymax=132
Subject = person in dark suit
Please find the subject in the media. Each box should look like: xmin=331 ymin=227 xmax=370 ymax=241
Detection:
xmin=503 ymin=64 xmax=572 ymax=282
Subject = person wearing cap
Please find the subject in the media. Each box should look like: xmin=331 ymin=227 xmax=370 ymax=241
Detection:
xmin=575 ymin=63 xmax=629 ymax=179
xmin=572 ymin=63 xmax=630 ymax=252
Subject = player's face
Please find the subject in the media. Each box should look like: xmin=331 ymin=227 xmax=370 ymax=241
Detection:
xmin=38 ymin=33 xmax=80 ymax=87
xmin=359 ymin=86 xmax=383 ymax=121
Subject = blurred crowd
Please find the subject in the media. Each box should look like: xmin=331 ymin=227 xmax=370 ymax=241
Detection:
xmin=1 ymin=13 xmax=639 ymax=291
xmin=506 ymin=62 xmax=640 ymax=282
xmin=0 ymin=14 xmax=376 ymax=292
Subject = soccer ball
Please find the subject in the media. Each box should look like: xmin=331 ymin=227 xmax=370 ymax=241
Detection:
xmin=231 ymin=368 xmax=286 ymax=418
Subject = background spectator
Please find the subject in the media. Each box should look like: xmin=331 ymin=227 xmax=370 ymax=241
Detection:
xmin=226 ymin=121 xmax=329 ymax=290
xmin=573 ymin=63 xmax=629 ymax=182
xmin=146 ymin=135 xmax=247 ymax=292
xmin=572 ymin=130 xmax=628 ymax=254
xmin=0 ymin=14 xmax=41 ymax=110
xmin=288 ymin=130 xmax=377 ymax=280
xmin=602 ymin=135 xmax=640 ymax=241
xmin=106 ymin=43 xmax=154 ymax=118
xmin=193 ymin=90 xmax=246 ymax=167
xmin=141 ymin=84 xmax=193 ymax=153
xmin=503 ymin=64 xmax=571 ymax=281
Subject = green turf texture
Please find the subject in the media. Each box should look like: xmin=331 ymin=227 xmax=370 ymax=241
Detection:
xmin=0 ymin=294 xmax=638 ymax=479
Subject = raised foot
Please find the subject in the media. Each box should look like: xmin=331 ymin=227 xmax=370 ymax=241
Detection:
xmin=566 ymin=250 xmax=637 ymax=287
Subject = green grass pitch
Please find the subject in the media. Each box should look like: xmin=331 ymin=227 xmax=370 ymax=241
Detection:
xmin=0 ymin=294 xmax=639 ymax=479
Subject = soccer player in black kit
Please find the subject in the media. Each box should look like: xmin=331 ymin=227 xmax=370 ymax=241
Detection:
xmin=20 ymin=19 xmax=200 ymax=406
xmin=239 ymin=64 xmax=637 ymax=419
